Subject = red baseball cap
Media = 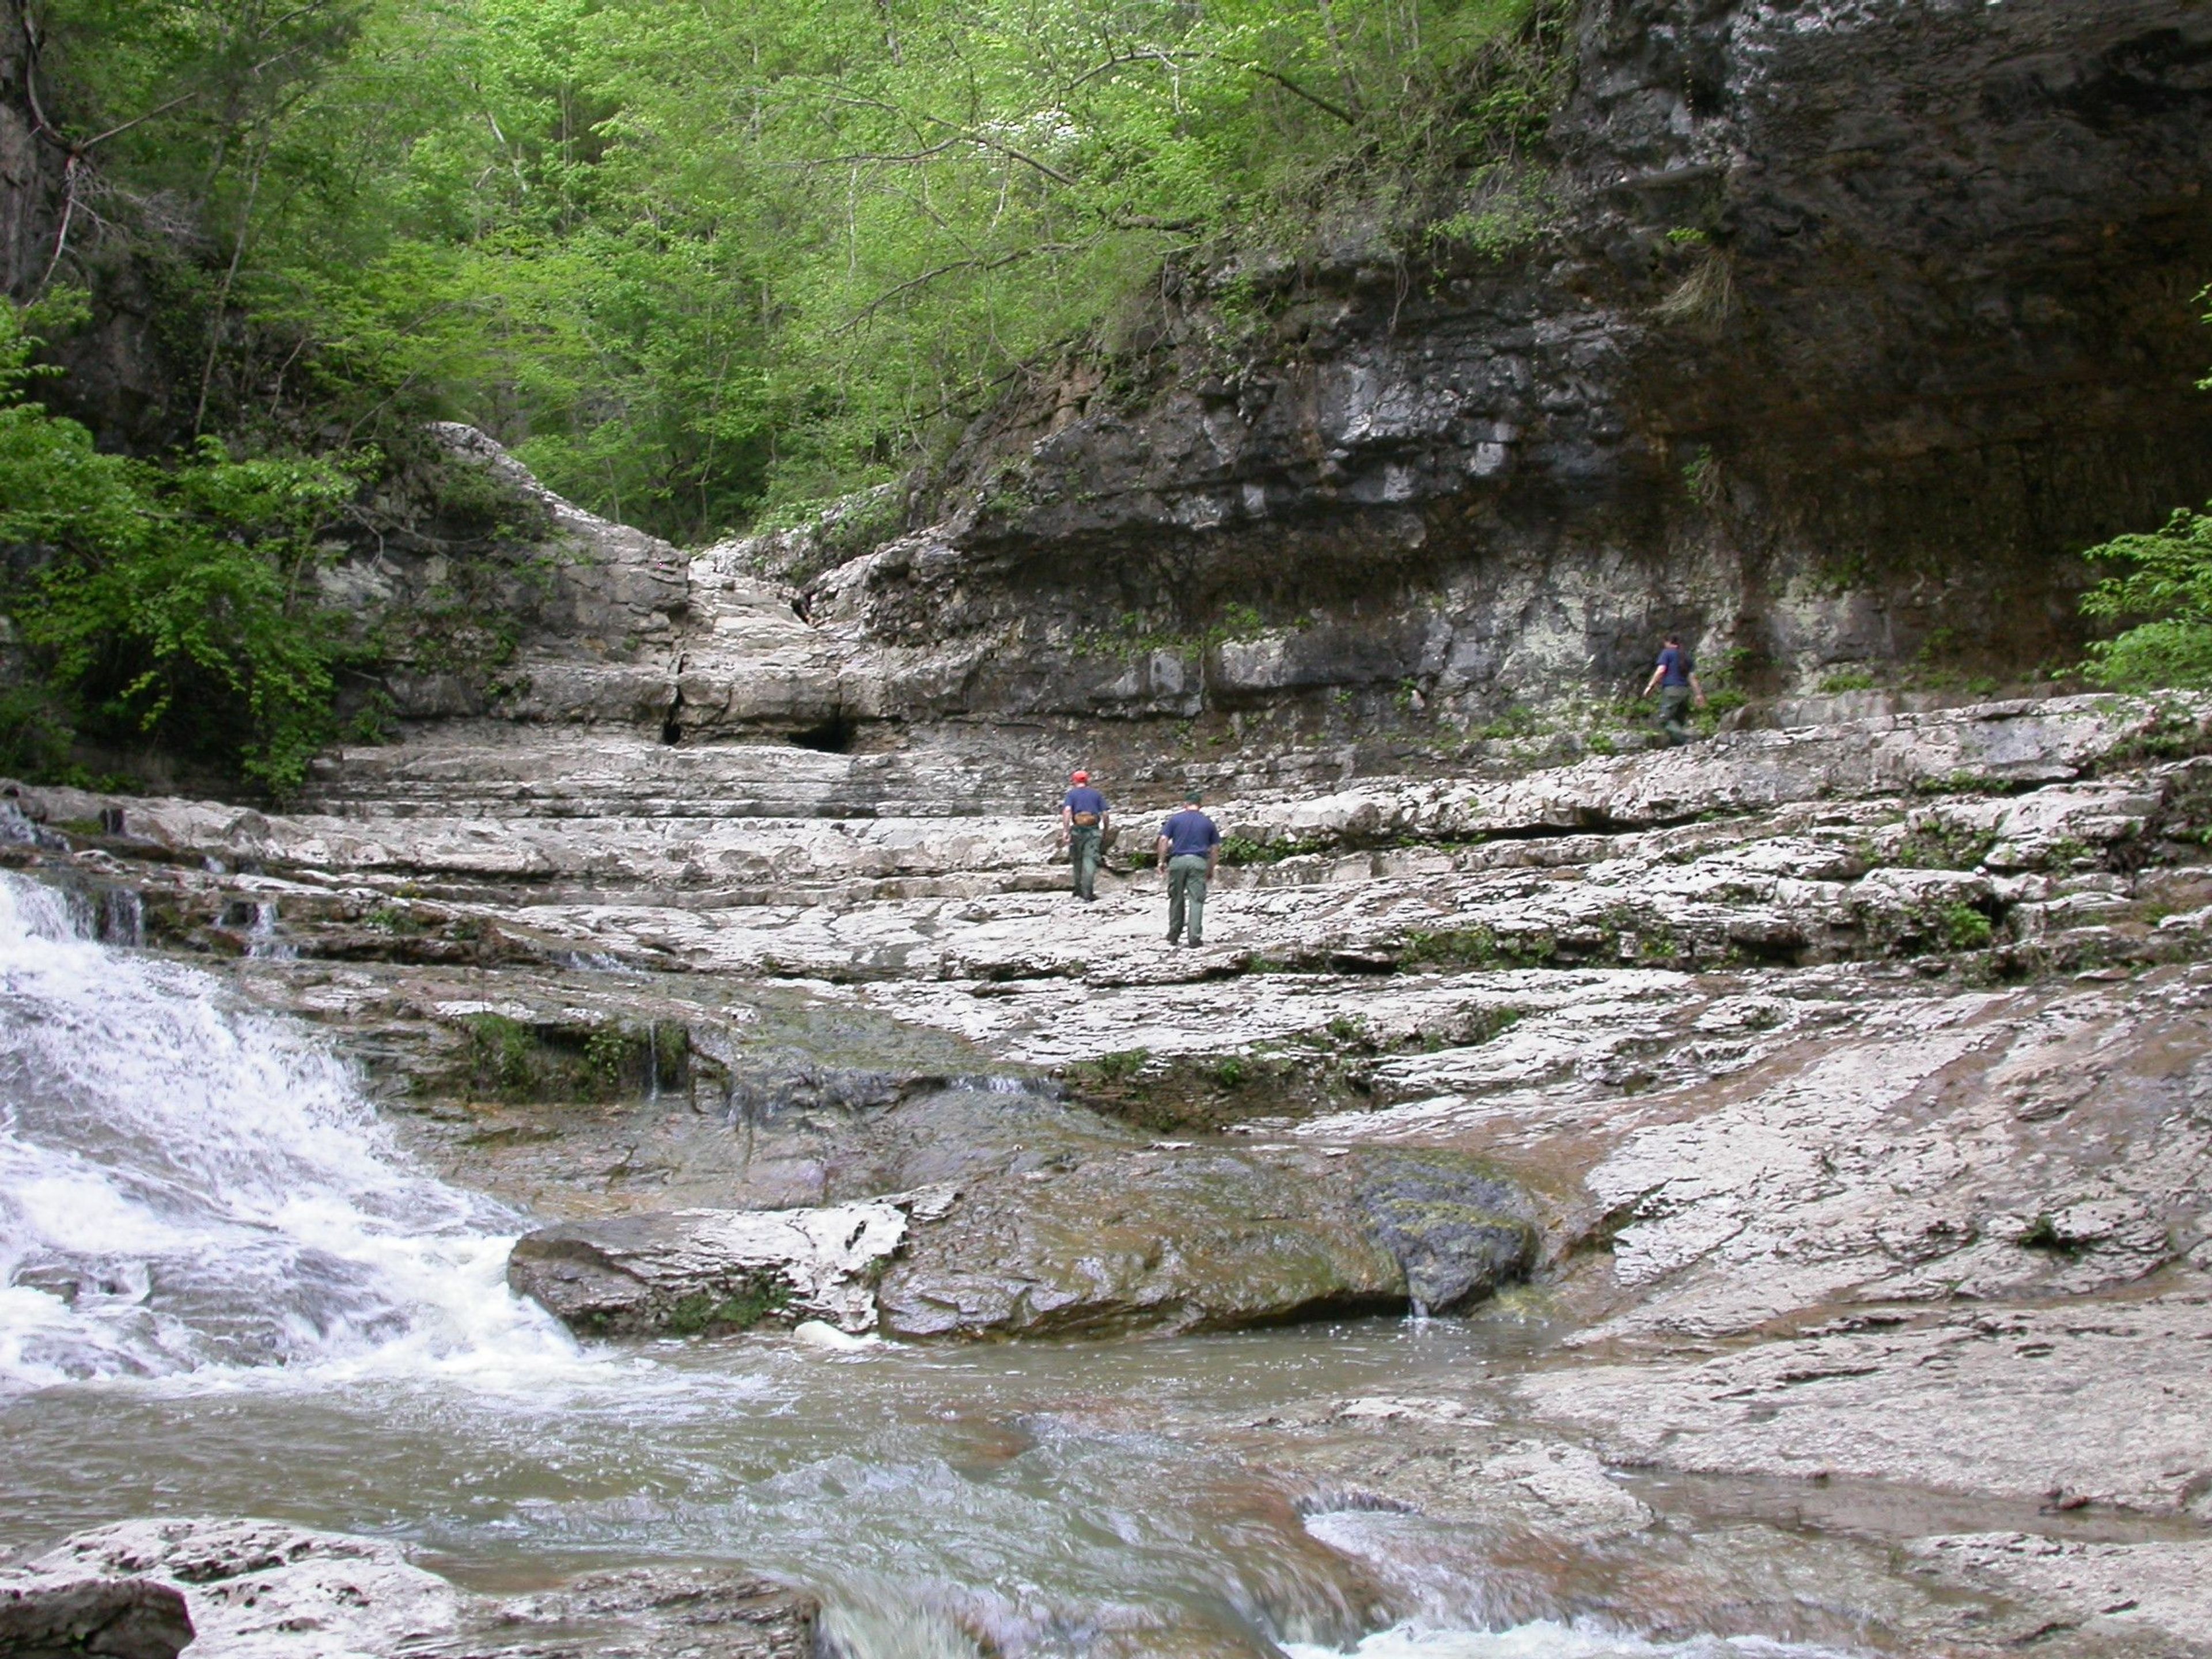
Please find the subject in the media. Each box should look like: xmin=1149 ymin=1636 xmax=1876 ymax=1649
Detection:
xmin=1070 ymin=770 xmax=1089 ymax=782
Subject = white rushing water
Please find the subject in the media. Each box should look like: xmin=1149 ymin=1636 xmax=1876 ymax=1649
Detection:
xmin=0 ymin=872 xmax=573 ymax=1392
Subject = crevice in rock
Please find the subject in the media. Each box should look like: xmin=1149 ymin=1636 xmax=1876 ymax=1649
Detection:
xmin=791 ymin=712 xmax=858 ymax=753
xmin=661 ymin=672 xmax=684 ymax=745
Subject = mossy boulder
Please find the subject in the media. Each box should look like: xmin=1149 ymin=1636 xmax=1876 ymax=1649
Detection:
xmin=877 ymin=1143 xmax=1537 ymax=1340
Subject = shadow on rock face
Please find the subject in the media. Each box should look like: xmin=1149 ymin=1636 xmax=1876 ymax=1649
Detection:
xmin=0 ymin=1577 xmax=194 ymax=1659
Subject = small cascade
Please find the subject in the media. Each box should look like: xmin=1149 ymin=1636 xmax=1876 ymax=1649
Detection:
xmin=0 ymin=871 xmax=570 ymax=1392
xmin=950 ymin=1073 xmax=1059 ymax=1097
xmin=99 ymin=887 xmax=143 ymax=949
xmin=243 ymin=900 xmax=295 ymax=960
xmin=0 ymin=800 xmax=67 ymax=849
xmin=646 ymin=1020 xmax=661 ymax=1103
xmin=554 ymin=948 xmax=637 ymax=974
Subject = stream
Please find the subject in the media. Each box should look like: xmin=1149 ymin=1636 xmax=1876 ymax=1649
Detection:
xmin=0 ymin=872 xmax=1863 ymax=1657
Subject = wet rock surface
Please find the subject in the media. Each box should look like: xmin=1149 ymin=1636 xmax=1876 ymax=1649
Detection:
xmin=0 ymin=1575 xmax=194 ymax=1659
xmin=10 ymin=689 xmax=2212 ymax=1655
xmin=453 ymin=1567 xmax=819 ymax=1659
xmin=0 ymin=1521 xmax=821 ymax=1659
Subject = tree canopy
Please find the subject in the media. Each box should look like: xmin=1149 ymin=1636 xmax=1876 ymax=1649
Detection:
xmin=25 ymin=0 xmax=1549 ymax=541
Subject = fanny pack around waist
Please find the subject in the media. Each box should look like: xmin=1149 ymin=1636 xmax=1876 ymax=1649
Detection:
xmin=1071 ymin=812 xmax=1100 ymax=827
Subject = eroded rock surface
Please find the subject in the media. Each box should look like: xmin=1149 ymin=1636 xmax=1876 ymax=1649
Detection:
xmin=4 ymin=1518 xmax=461 ymax=1659
xmin=507 ymin=1198 xmax=916 ymax=1335
xmin=0 ymin=1520 xmax=821 ymax=1659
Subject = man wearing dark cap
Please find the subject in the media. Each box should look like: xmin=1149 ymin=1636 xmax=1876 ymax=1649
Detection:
xmin=1156 ymin=789 xmax=1221 ymax=946
xmin=1060 ymin=770 xmax=1110 ymax=901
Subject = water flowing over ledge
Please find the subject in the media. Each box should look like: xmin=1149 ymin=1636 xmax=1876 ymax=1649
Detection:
xmin=0 ymin=872 xmax=575 ymax=1394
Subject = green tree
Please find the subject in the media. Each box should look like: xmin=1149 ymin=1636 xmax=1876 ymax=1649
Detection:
xmin=25 ymin=0 xmax=1560 ymax=541
xmin=2080 ymin=503 xmax=2212 ymax=691
xmin=0 ymin=303 xmax=358 ymax=792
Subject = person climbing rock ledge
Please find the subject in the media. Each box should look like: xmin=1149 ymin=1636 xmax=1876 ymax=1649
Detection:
xmin=1642 ymin=635 xmax=1708 ymax=746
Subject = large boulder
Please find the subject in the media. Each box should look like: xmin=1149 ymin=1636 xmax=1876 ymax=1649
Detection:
xmin=876 ymin=1146 xmax=1408 ymax=1339
xmin=505 ymin=1126 xmax=1538 ymax=1341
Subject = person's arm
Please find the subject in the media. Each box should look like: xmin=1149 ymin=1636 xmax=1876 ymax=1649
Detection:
xmin=1642 ymin=664 xmax=1665 ymax=698
xmin=1690 ymin=671 xmax=1707 ymax=708
xmin=1156 ymin=833 xmax=1171 ymax=870
xmin=1059 ymin=801 xmax=1071 ymax=845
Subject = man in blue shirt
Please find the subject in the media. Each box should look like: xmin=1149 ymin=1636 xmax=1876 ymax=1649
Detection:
xmin=1156 ymin=789 xmax=1221 ymax=946
xmin=1641 ymin=633 xmax=1707 ymax=745
xmin=1059 ymin=770 xmax=1110 ymax=901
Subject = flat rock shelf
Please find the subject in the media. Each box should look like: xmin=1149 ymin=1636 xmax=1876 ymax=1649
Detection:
xmin=6 ymin=683 xmax=2212 ymax=1657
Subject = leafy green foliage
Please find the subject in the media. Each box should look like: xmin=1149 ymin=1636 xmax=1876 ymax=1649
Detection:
xmin=36 ymin=0 xmax=1561 ymax=541
xmin=1218 ymin=831 xmax=1331 ymax=866
xmin=0 ymin=306 xmax=357 ymax=793
xmin=1933 ymin=901 xmax=1994 ymax=952
xmin=2079 ymin=505 xmax=2212 ymax=690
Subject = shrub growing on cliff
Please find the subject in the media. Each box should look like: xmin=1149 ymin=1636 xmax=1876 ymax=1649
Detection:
xmin=2079 ymin=504 xmax=2212 ymax=690
xmin=0 ymin=306 xmax=357 ymax=794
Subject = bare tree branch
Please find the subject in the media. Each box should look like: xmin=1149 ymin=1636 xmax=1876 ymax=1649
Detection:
xmin=830 ymin=240 xmax=1092 ymax=335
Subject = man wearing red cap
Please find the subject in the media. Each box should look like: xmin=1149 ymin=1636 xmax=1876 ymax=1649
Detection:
xmin=1059 ymin=770 xmax=1111 ymax=901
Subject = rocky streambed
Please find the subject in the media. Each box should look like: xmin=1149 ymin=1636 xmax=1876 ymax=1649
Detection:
xmin=5 ymin=691 xmax=2212 ymax=1657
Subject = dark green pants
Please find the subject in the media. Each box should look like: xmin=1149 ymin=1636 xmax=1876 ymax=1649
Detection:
xmin=1166 ymin=854 xmax=1210 ymax=943
xmin=1656 ymin=684 xmax=1695 ymax=745
xmin=1069 ymin=826 xmax=1102 ymax=898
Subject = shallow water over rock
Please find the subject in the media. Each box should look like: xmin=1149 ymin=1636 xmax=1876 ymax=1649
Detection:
xmin=0 ymin=869 xmax=1960 ymax=1657
xmin=10 ymin=682 xmax=2212 ymax=1658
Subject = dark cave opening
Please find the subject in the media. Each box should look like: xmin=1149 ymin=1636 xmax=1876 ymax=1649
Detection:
xmin=791 ymin=712 xmax=858 ymax=753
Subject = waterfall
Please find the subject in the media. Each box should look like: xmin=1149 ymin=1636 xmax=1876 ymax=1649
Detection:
xmin=0 ymin=873 xmax=574 ymax=1393
xmin=244 ymin=899 xmax=294 ymax=960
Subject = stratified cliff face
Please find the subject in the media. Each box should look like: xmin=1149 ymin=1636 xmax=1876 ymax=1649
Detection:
xmin=801 ymin=0 xmax=2212 ymax=732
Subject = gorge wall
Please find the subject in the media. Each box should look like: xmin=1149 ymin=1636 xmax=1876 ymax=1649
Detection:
xmin=770 ymin=0 xmax=2212 ymax=755
xmin=6 ymin=0 xmax=2212 ymax=794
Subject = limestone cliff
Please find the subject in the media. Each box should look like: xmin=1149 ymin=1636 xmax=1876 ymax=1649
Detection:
xmin=781 ymin=0 xmax=2212 ymax=743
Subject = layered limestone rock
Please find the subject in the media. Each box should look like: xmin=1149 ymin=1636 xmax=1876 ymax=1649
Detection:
xmin=8 ymin=689 xmax=2212 ymax=1653
xmin=763 ymin=0 xmax=2212 ymax=737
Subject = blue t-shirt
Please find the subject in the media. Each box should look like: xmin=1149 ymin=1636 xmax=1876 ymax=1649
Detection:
xmin=1656 ymin=646 xmax=1694 ymax=688
xmin=1063 ymin=786 xmax=1108 ymax=820
xmin=1160 ymin=809 xmax=1220 ymax=859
